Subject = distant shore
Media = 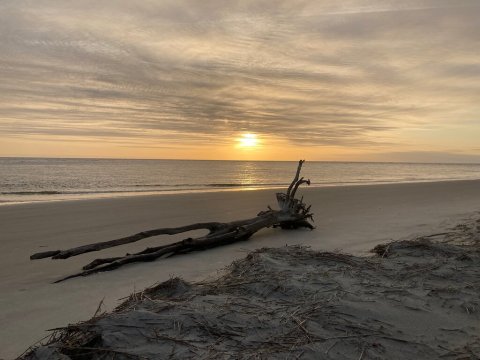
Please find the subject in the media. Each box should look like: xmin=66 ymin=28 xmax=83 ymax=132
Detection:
xmin=1 ymin=180 xmax=480 ymax=358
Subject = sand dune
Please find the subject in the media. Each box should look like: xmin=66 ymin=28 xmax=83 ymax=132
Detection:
xmin=23 ymin=220 xmax=480 ymax=359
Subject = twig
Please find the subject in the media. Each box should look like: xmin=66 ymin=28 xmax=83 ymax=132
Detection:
xmin=55 ymin=345 xmax=147 ymax=359
xmin=325 ymin=340 xmax=339 ymax=355
xmin=93 ymin=297 xmax=105 ymax=318
xmin=358 ymin=345 xmax=366 ymax=360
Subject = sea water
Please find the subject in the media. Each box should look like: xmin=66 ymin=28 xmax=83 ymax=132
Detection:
xmin=1 ymin=157 xmax=480 ymax=204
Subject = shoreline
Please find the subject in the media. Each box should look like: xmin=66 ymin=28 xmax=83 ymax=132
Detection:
xmin=2 ymin=177 xmax=480 ymax=207
xmin=1 ymin=180 xmax=480 ymax=358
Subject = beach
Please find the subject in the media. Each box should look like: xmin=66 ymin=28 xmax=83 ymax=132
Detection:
xmin=24 ymin=231 xmax=480 ymax=359
xmin=2 ymin=180 xmax=480 ymax=358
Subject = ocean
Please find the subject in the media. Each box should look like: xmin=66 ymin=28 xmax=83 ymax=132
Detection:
xmin=1 ymin=157 xmax=480 ymax=205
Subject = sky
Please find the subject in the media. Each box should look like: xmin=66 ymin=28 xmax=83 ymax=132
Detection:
xmin=0 ymin=0 xmax=479 ymax=162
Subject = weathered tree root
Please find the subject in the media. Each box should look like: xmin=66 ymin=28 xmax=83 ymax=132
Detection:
xmin=31 ymin=160 xmax=314 ymax=283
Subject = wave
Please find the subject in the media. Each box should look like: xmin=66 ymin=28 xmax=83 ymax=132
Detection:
xmin=0 ymin=183 xmax=289 ymax=196
xmin=207 ymin=182 xmax=287 ymax=187
xmin=1 ymin=191 xmax=63 ymax=195
xmin=132 ymin=183 xmax=288 ymax=188
xmin=1 ymin=190 xmax=158 ymax=196
xmin=6 ymin=178 xmax=468 ymax=197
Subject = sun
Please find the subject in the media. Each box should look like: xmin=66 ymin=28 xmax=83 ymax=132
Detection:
xmin=237 ymin=133 xmax=259 ymax=148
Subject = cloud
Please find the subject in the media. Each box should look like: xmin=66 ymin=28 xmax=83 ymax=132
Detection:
xmin=0 ymin=0 xmax=479 ymax=155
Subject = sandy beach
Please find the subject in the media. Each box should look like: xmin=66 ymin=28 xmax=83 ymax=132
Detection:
xmin=2 ymin=180 xmax=480 ymax=358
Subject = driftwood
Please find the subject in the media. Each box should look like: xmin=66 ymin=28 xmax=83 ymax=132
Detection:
xmin=31 ymin=160 xmax=314 ymax=283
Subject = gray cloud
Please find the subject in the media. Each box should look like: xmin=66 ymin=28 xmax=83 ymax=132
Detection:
xmin=0 ymin=0 xmax=479 ymax=153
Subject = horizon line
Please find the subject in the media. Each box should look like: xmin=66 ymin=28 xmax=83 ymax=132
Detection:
xmin=1 ymin=155 xmax=479 ymax=166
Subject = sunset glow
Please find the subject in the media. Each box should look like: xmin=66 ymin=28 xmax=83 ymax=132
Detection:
xmin=237 ymin=134 xmax=259 ymax=148
xmin=0 ymin=1 xmax=479 ymax=162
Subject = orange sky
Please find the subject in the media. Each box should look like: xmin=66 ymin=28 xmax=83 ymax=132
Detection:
xmin=1 ymin=1 xmax=479 ymax=162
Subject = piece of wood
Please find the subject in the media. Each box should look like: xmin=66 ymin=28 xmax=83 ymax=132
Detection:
xmin=31 ymin=222 xmax=224 ymax=260
xmin=31 ymin=160 xmax=314 ymax=282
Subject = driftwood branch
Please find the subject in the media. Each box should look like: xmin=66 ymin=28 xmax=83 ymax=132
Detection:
xmin=31 ymin=160 xmax=314 ymax=282
xmin=31 ymin=222 xmax=223 ymax=260
xmin=286 ymin=159 xmax=304 ymax=198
